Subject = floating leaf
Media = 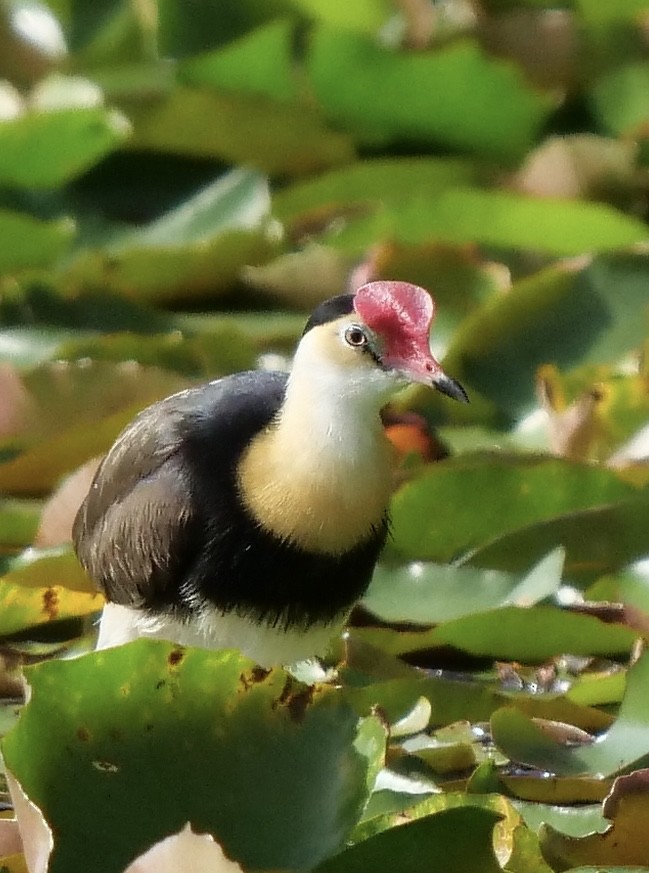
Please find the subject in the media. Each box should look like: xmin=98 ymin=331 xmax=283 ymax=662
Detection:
xmin=0 ymin=547 xmax=101 ymax=638
xmin=0 ymin=499 xmax=41 ymax=550
xmin=2 ymin=641 xmax=385 ymax=873
xmin=328 ymin=188 xmax=649 ymax=258
xmin=123 ymin=86 xmax=355 ymax=175
xmin=5 ymin=359 xmax=189 ymax=451
xmin=354 ymin=605 xmax=636 ymax=661
xmin=345 ymin=667 xmax=612 ymax=732
xmin=180 ymin=18 xmax=298 ymax=102
xmin=0 ymin=106 xmax=129 ymax=188
xmin=0 ymin=212 xmax=74 ymax=274
xmin=272 ymin=157 xmax=478 ymax=225
xmin=315 ymin=806 xmax=502 ymax=873
xmin=468 ymin=489 xmax=649 ymax=581
xmin=307 ymin=31 xmax=551 ymax=160
xmin=289 ymin=0 xmax=393 ymax=33
xmin=541 ymin=769 xmax=649 ymax=869
xmin=492 ymin=652 xmax=649 ymax=778
xmin=363 ymin=549 xmax=563 ymax=625
xmin=390 ymin=454 xmax=638 ymax=563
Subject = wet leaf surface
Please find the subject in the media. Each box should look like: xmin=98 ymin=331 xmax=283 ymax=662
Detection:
xmin=2 ymin=641 xmax=386 ymax=873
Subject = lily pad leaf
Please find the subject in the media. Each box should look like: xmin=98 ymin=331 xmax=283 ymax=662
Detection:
xmin=429 ymin=252 xmax=649 ymax=424
xmin=389 ymin=454 xmax=638 ymax=563
xmin=307 ymin=30 xmax=550 ymax=160
xmin=540 ymin=769 xmax=649 ymax=870
xmin=0 ymin=547 xmax=101 ymax=638
xmin=468 ymin=489 xmax=649 ymax=582
xmin=0 ymin=106 xmax=129 ymax=189
xmin=492 ymin=652 xmax=649 ymax=778
xmin=2 ymin=641 xmax=386 ymax=873
xmin=0 ymin=211 xmax=74 ymax=274
xmin=123 ymin=85 xmax=354 ymax=175
xmin=272 ymin=157 xmax=478 ymax=225
xmin=328 ymin=188 xmax=649 ymax=258
xmin=354 ymin=605 xmax=636 ymax=662
xmin=363 ymin=549 xmax=563 ymax=624
xmin=315 ymin=806 xmax=502 ymax=873
xmin=180 ymin=18 xmax=298 ymax=103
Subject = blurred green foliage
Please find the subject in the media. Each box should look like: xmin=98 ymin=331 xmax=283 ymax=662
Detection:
xmin=2 ymin=0 xmax=649 ymax=871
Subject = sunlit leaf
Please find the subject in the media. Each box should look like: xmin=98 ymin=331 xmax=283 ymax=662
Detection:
xmin=541 ymin=769 xmax=649 ymax=869
xmin=180 ymin=18 xmax=298 ymax=102
xmin=315 ymin=806 xmax=502 ymax=873
xmin=328 ymin=188 xmax=648 ymax=258
xmin=0 ymin=547 xmax=101 ymax=637
xmin=0 ymin=106 xmax=129 ymax=188
xmin=2 ymin=641 xmax=385 ymax=873
xmin=408 ymin=252 xmax=649 ymax=425
xmin=289 ymin=0 xmax=393 ymax=32
xmin=345 ymin=668 xmax=613 ymax=732
xmin=492 ymin=652 xmax=649 ymax=778
xmin=468 ymin=489 xmax=649 ymax=581
xmin=0 ymin=499 xmax=41 ymax=550
xmin=363 ymin=549 xmax=563 ymax=624
xmin=354 ymin=605 xmax=636 ymax=661
xmin=6 ymin=359 xmax=189 ymax=450
xmin=0 ymin=212 xmax=74 ymax=274
xmin=307 ymin=31 xmax=551 ymax=160
xmin=390 ymin=454 xmax=638 ymax=563
xmin=123 ymin=86 xmax=355 ymax=175
xmin=272 ymin=157 xmax=478 ymax=224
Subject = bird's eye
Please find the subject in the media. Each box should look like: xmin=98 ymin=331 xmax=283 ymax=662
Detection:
xmin=344 ymin=325 xmax=367 ymax=348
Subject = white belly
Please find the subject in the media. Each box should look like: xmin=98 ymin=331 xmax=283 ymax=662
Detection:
xmin=96 ymin=602 xmax=346 ymax=668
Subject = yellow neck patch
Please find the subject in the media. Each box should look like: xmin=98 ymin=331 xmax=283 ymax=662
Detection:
xmin=237 ymin=416 xmax=393 ymax=556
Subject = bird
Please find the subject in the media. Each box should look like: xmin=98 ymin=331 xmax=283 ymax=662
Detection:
xmin=72 ymin=281 xmax=468 ymax=667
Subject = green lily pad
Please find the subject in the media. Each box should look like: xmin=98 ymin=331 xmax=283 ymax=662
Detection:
xmin=491 ymin=652 xmax=649 ymax=778
xmin=0 ymin=545 xmax=101 ymax=638
xmin=389 ymin=454 xmax=638 ymax=563
xmin=0 ymin=211 xmax=74 ymax=274
xmin=0 ymin=398 xmax=172 ymax=497
xmin=6 ymin=359 xmax=189 ymax=451
xmin=2 ymin=641 xmax=386 ymax=873
xmin=123 ymin=85 xmax=355 ymax=175
xmin=315 ymin=806 xmax=502 ymax=873
xmin=0 ymin=499 xmax=41 ymax=550
xmin=426 ymin=252 xmax=649 ymax=424
xmin=60 ymin=169 xmax=279 ymax=304
xmin=345 ymin=669 xmax=612 ymax=732
xmin=272 ymin=156 xmax=478 ymax=224
xmin=0 ymin=106 xmax=129 ymax=189
xmin=592 ymin=62 xmax=649 ymax=136
xmin=307 ymin=30 xmax=550 ymax=160
xmin=328 ymin=188 xmax=648 ymax=258
xmin=363 ymin=549 xmax=564 ymax=625
xmin=468 ymin=489 xmax=649 ymax=582
xmin=515 ymin=800 xmax=607 ymax=838
xmin=354 ymin=605 xmax=636 ymax=661
xmin=289 ymin=0 xmax=393 ymax=32
xmin=540 ymin=769 xmax=649 ymax=869
xmin=180 ymin=18 xmax=298 ymax=102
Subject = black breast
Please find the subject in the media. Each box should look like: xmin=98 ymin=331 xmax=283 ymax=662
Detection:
xmin=76 ymin=370 xmax=387 ymax=630
xmin=176 ymin=373 xmax=388 ymax=629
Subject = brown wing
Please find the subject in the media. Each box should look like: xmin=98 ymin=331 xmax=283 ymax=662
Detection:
xmin=72 ymin=392 xmax=197 ymax=608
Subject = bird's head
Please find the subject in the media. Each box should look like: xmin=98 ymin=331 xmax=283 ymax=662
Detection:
xmin=296 ymin=281 xmax=468 ymax=405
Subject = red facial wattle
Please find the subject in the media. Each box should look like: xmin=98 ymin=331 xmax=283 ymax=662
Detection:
xmin=353 ymin=281 xmax=469 ymax=402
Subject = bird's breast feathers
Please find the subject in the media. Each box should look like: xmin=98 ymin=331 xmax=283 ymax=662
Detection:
xmin=237 ymin=425 xmax=393 ymax=555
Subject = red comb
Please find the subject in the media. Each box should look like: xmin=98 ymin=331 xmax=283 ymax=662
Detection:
xmin=353 ymin=281 xmax=435 ymax=344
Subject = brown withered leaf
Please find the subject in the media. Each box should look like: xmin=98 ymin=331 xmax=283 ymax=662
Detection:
xmin=541 ymin=768 xmax=649 ymax=869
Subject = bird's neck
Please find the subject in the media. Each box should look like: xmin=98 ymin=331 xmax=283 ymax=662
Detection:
xmin=237 ymin=364 xmax=395 ymax=555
